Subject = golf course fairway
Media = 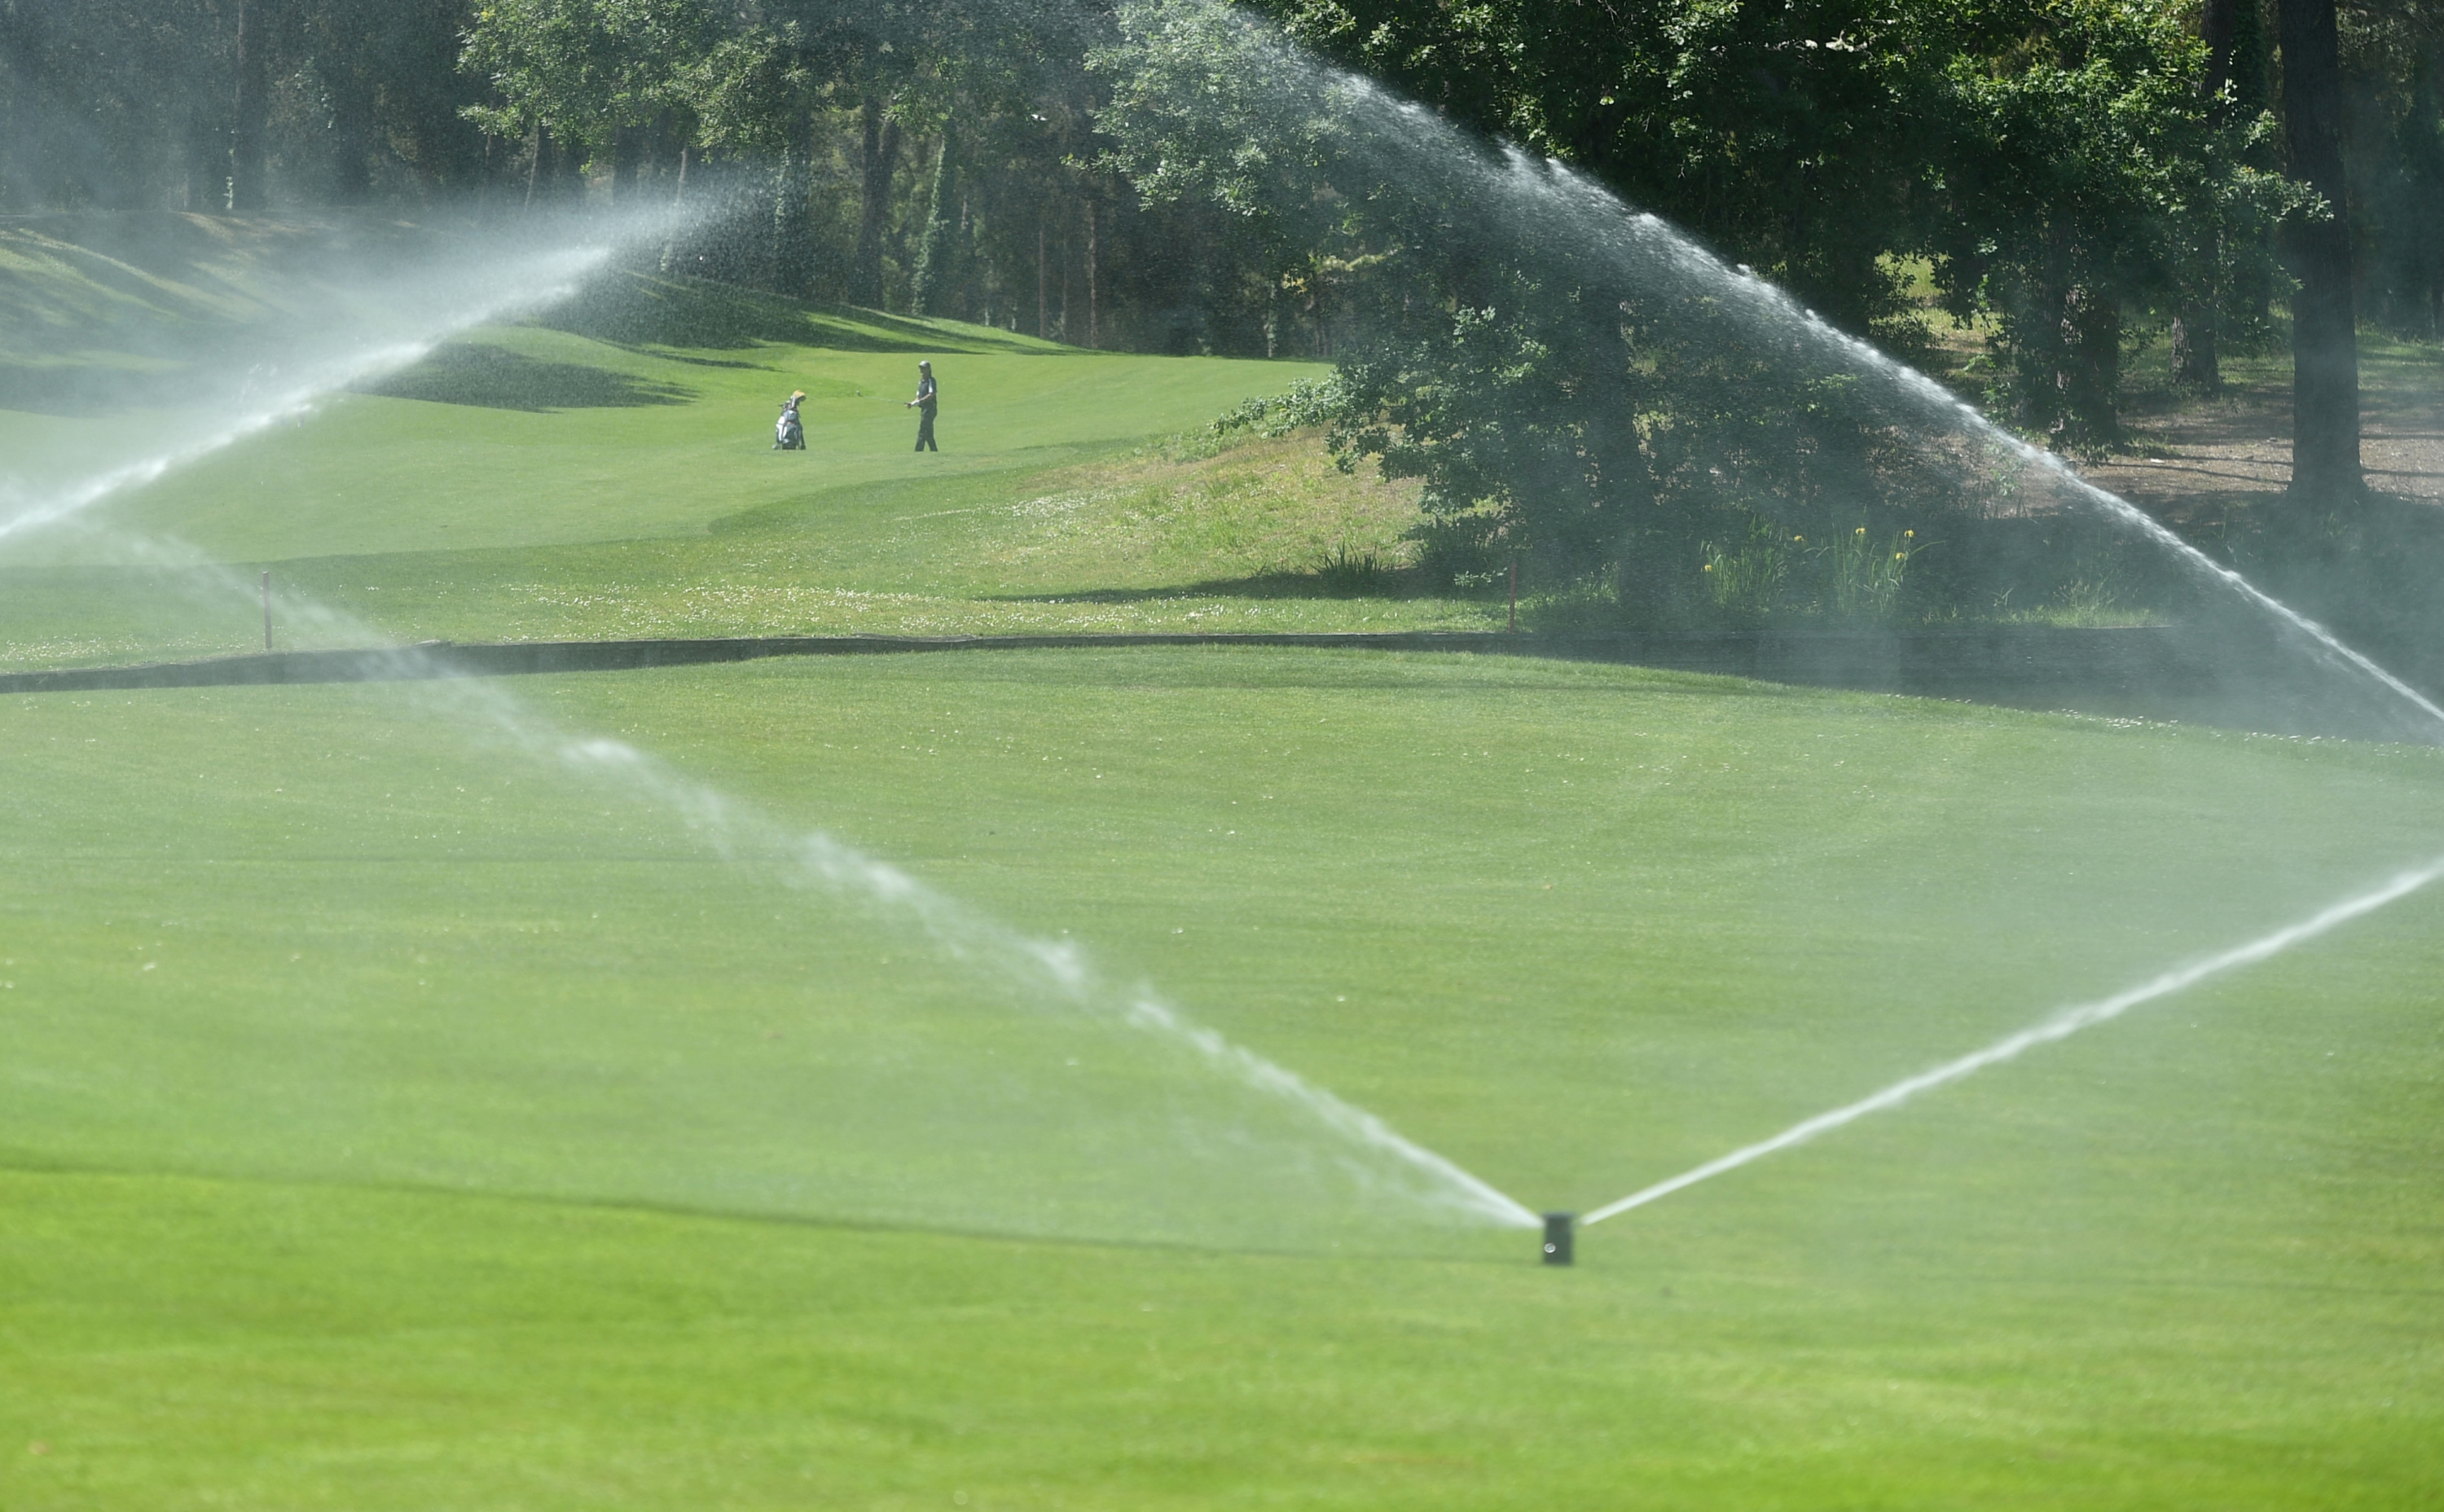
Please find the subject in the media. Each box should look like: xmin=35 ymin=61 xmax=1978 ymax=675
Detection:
xmin=4 ymin=243 xmax=2442 ymax=1507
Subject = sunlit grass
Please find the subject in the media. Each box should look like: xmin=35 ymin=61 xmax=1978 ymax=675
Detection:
xmin=9 ymin=237 xmax=2444 ymax=1508
xmin=5 ymin=648 xmax=2444 ymax=1505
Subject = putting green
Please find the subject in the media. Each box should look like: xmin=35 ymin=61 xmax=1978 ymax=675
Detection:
xmin=5 ymin=649 xmax=2443 ymax=1505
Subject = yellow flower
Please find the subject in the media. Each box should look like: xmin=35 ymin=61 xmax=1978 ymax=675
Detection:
xmin=1703 ymin=562 xmax=1713 ymax=571
xmin=1904 ymin=529 xmax=1914 ymax=538
xmin=1793 ymin=535 xmax=1804 ymax=544
xmin=1893 ymin=552 xmax=1906 ymax=561
xmin=1854 ymin=525 xmax=1866 ymax=535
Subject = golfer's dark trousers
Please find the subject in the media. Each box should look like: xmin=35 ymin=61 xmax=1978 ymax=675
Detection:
xmin=915 ymin=407 xmax=938 ymax=451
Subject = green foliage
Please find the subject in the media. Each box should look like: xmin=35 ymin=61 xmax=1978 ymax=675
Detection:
xmin=0 ymin=0 xmax=487 ymax=212
xmin=1814 ymin=521 xmax=1923 ymax=622
xmin=2346 ymin=11 xmax=2444 ymax=336
xmin=1099 ymin=0 xmax=2315 ymax=626
xmin=1702 ymin=521 xmax=1924 ymax=624
xmin=1312 ymin=540 xmax=1388 ymax=593
xmin=459 ymin=0 xmax=723 ymax=165
xmin=1700 ymin=523 xmax=1792 ymax=626
xmin=1211 ymin=375 xmax=1347 ymax=438
xmin=1929 ymin=0 xmax=2306 ymax=449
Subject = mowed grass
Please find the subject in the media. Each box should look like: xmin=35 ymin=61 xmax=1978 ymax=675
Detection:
xmin=6 ymin=648 xmax=2444 ymax=1507
xmin=0 ymin=262 xmax=1492 ymax=671
xmin=7 ymin=235 xmax=2444 ymax=1505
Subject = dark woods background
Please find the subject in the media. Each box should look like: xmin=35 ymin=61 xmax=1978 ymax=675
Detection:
xmin=6 ymin=0 xmax=2438 ymax=368
xmin=3 ymin=0 xmax=2442 ymax=626
xmin=0 ymin=0 xmax=1286 ymax=354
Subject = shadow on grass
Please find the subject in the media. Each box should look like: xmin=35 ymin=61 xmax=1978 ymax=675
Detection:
xmin=982 ymin=563 xmax=1466 ymax=605
xmin=0 ymin=212 xmax=311 ymax=349
xmin=540 ymin=268 xmax=1075 ymax=357
xmin=354 ymin=343 xmax=693 ymax=411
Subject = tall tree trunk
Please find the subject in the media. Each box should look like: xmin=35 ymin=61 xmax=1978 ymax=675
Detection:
xmin=2203 ymin=0 xmax=2241 ymax=99
xmin=2019 ymin=222 xmax=2077 ymax=442
xmin=230 ymin=0 xmax=270 ymax=212
xmin=2174 ymin=0 xmax=2248 ymax=391
xmin=2278 ymin=0 xmax=2362 ymax=503
xmin=2058 ymin=285 xmax=2122 ymax=448
xmin=2171 ymin=302 xmax=2220 ymax=389
xmin=1083 ymin=195 xmax=1098 ymax=349
xmin=853 ymin=95 xmax=900 ymax=308
xmin=183 ymin=97 xmax=222 ymax=212
xmin=659 ymin=145 xmax=692 ymax=275
xmin=909 ymin=126 xmax=955 ymax=318
xmin=1037 ymin=217 xmax=1048 ymax=338
xmin=771 ymin=117 xmax=815 ymax=298
xmin=524 ymin=121 xmax=549 ymax=209
xmin=610 ymin=125 xmax=641 ymax=205
xmin=328 ymin=68 xmax=376 ymax=205
xmin=0 ymin=1 xmax=40 ymax=210
xmin=554 ymin=127 xmax=584 ymax=200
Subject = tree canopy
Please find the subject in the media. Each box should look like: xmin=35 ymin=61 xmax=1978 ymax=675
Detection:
xmin=3 ymin=0 xmax=2440 ymax=600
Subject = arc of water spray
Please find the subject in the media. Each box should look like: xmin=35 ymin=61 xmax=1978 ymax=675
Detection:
xmin=1264 ymin=30 xmax=2444 ymax=738
xmin=0 ymin=197 xmax=1539 ymax=1237
xmin=1580 ymin=854 xmax=2444 ymax=1225
xmin=510 ymin=734 xmax=1541 ymax=1230
xmin=1523 ymin=165 xmax=2444 ymax=737
xmin=17 ymin=35 xmax=2437 ymax=1236
xmin=33 ymin=512 xmax=1543 ymax=1233
xmin=0 ymin=235 xmax=622 ymax=547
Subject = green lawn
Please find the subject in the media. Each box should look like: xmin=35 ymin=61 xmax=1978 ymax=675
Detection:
xmin=5 ymin=649 xmax=2444 ymax=1506
xmin=2 ymin=244 xmax=1506 ymax=670
xmin=7 ymin=226 xmax=2444 ymax=1506
xmin=0 ymin=310 xmax=1505 ymax=668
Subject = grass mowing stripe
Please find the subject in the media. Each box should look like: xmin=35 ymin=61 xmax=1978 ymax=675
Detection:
xmin=8 ymin=650 xmax=2444 ymax=1505
xmin=1584 ymin=850 xmax=2444 ymax=1224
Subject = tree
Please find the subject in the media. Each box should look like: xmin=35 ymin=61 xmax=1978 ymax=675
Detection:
xmin=1930 ymin=1 xmax=2296 ymax=450
xmin=2340 ymin=0 xmax=2444 ymax=338
xmin=2279 ymin=0 xmax=2363 ymax=503
xmin=851 ymin=84 xmax=903 ymax=305
xmin=2174 ymin=0 xmax=2274 ymax=387
xmin=1 ymin=0 xmax=50 ymax=211
xmin=230 ymin=0 xmax=273 ymax=210
xmin=460 ymin=0 xmax=723 ymax=206
xmin=908 ymin=120 xmax=956 ymax=316
xmin=1252 ymin=0 xmax=2287 ymax=451
xmin=1100 ymin=0 xmax=1971 ymax=609
xmin=1108 ymin=0 xmax=2297 ymax=617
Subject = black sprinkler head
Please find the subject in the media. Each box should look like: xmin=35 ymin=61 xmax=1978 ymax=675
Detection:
xmin=1541 ymin=1211 xmax=1574 ymax=1266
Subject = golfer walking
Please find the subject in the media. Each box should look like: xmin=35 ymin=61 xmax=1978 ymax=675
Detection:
xmin=906 ymin=360 xmax=938 ymax=451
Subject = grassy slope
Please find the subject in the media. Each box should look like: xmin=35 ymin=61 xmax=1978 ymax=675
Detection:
xmin=7 ymin=226 xmax=2444 ymax=1506
xmin=0 ymin=319 xmax=1490 ymax=668
xmin=0 ymin=244 xmax=1501 ymax=670
xmin=5 ymin=651 xmax=2444 ymax=1506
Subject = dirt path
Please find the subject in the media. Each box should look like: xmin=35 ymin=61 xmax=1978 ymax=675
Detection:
xmin=2077 ymin=341 xmax=2444 ymax=525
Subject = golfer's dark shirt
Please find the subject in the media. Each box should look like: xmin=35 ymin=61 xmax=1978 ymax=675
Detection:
xmin=915 ymin=376 xmax=937 ymax=411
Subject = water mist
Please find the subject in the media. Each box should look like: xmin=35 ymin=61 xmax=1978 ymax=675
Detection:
xmin=11 ymin=5 xmax=2442 ymax=1257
